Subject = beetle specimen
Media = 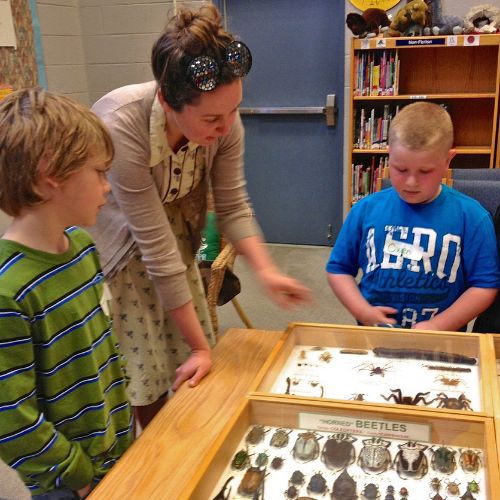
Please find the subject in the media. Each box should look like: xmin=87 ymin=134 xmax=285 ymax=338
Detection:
xmin=255 ymin=451 xmax=269 ymax=467
xmin=212 ymin=476 xmax=233 ymax=500
xmin=330 ymin=469 xmax=357 ymax=500
xmin=361 ymin=483 xmax=380 ymax=499
xmin=246 ymin=425 xmax=268 ymax=445
xmin=434 ymin=375 xmax=463 ymax=387
xmin=430 ymin=477 xmax=442 ymax=492
xmin=289 ymin=470 xmax=306 ymax=486
xmin=445 ymin=479 xmax=461 ymax=496
xmin=292 ymin=431 xmax=323 ymax=463
xmin=307 ymin=472 xmax=328 ymax=496
xmin=356 ymin=361 xmax=392 ymax=376
xmin=433 ymin=393 xmax=473 ymax=411
xmin=270 ymin=456 xmax=285 ymax=470
xmin=384 ymin=485 xmax=395 ymax=500
xmin=459 ymin=448 xmax=481 ymax=473
xmin=285 ymin=484 xmax=299 ymax=500
xmin=394 ymin=441 xmax=428 ymax=479
xmin=270 ymin=428 xmax=292 ymax=448
xmin=357 ymin=437 xmax=392 ymax=474
xmin=460 ymin=488 xmax=476 ymax=500
xmin=321 ymin=433 xmax=357 ymax=470
xmin=381 ymin=388 xmax=433 ymax=406
xmin=467 ymin=480 xmax=480 ymax=494
xmin=431 ymin=446 xmax=457 ymax=474
xmin=231 ymin=448 xmax=252 ymax=470
xmin=430 ymin=494 xmax=447 ymax=500
xmin=237 ymin=466 xmax=266 ymax=497
xmin=399 ymin=487 xmax=409 ymax=499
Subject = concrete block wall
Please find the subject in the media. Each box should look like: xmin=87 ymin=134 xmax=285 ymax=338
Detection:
xmin=36 ymin=0 xmax=89 ymax=105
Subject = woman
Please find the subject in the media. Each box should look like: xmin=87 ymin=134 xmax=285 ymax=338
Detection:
xmin=90 ymin=4 xmax=310 ymax=428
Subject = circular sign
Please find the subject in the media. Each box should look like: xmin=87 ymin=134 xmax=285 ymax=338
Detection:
xmin=348 ymin=0 xmax=401 ymax=11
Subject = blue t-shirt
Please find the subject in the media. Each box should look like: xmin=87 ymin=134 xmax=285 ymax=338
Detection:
xmin=326 ymin=186 xmax=500 ymax=328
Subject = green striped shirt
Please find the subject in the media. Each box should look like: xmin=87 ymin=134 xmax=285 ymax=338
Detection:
xmin=0 ymin=227 xmax=133 ymax=494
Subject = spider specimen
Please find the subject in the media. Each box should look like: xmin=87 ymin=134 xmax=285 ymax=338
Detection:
xmin=381 ymin=388 xmax=433 ymax=406
xmin=356 ymin=361 xmax=393 ymax=377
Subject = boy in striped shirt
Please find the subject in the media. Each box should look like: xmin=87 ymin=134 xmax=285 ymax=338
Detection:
xmin=0 ymin=88 xmax=133 ymax=498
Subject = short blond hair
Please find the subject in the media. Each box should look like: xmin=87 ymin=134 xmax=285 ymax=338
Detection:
xmin=389 ymin=102 xmax=453 ymax=154
xmin=0 ymin=88 xmax=114 ymax=216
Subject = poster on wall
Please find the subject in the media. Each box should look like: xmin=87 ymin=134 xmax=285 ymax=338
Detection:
xmin=0 ymin=0 xmax=16 ymax=48
xmin=348 ymin=0 xmax=401 ymax=10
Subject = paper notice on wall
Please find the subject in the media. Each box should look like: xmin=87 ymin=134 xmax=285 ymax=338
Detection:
xmin=0 ymin=0 xmax=16 ymax=48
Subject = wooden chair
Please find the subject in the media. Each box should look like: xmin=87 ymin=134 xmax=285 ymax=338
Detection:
xmin=201 ymin=192 xmax=253 ymax=338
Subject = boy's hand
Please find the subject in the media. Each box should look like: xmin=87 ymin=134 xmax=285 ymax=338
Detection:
xmin=359 ymin=306 xmax=398 ymax=326
xmin=171 ymin=348 xmax=212 ymax=391
xmin=413 ymin=319 xmax=439 ymax=330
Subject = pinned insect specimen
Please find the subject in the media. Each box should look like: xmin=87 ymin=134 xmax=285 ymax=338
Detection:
xmin=384 ymin=485 xmax=395 ymax=500
xmin=285 ymin=484 xmax=299 ymax=499
xmin=331 ymin=469 xmax=357 ymax=500
xmin=351 ymin=393 xmax=365 ymax=401
xmin=381 ymin=388 xmax=433 ymax=406
xmin=423 ymin=365 xmax=472 ymax=373
xmin=430 ymin=493 xmax=447 ymax=500
xmin=212 ymin=476 xmax=233 ymax=500
xmin=289 ymin=469 xmax=305 ymax=486
xmin=255 ymin=451 xmax=269 ymax=467
xmin=270 ymin=428 xmax=292 ymax=448
xmin=285 ymin=377 xmax=291 ymax=395
xmin=373 ymin=347 xmax=477 ymax=364
xmin=340 ymin=348 xmax=369 ymax=355
xmin=231 ymin=448 xmax=252 ymax=470
xmin=434 ymin=375 xmax=463 ymax=387
xmin=445 ymin=479 xmax=461 ymax=496
xmin=237 ymin=466 xmax=266 ymax=497
xmin=307 ymin=472 xmax=328 ymax=496
xmin=270 ymin=456 xmax=285 ymax=470
xmin=299 ymin=350 xmax=307 ymax=359
xmin=319 ymin=351 xmax=332 ymax=363
xmin=357 ymin=437 xmax=392 ymax=474
xmin=361 ymin=483 xmax=380 ymax=499
xmin=460 ymin=487 xmax=477 ymax=500
xmin=321 ymin=433 xmax=357 ymax=470
xmin=431 ymin=446 xmax=457 ymax=474
xmin=356 ymin=361 xmax=393 ymax=377
xmin=459 ymin=449 xmax=481 ymax=473
xmin=394 ymin=441 xmax=428 ymax=479
xmin=399 ymin=486 xmax=409 ymax=499
xmin=467 ymin=480 xmax=480 ymax=494
xmin=433 ymin=393 xmax=473 ymax=411
xmin=430 ymin=477 xmax=442 ymax=492
xmin=246 ymin=425 xmax=268 ymax=445
xmin=292 ymin=431 xmax=323 ymax=463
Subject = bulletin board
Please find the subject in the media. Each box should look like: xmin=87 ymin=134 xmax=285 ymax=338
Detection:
xmin=0 ymin=0 xmax=38 ymax=89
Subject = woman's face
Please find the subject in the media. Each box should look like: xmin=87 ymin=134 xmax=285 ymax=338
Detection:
xmin=162 ymin=79 xmax=243 ymax=147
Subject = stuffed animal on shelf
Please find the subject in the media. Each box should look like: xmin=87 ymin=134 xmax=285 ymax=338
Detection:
xmin=346 ymin=8 xmax=391 ymax=38
xmin=388 ymin=0 xmax=429 ymax=36
xmin=422 ymin=0 xmax=464 ymax=36
xmin=463 ymin=4 xmax=500 ymax=34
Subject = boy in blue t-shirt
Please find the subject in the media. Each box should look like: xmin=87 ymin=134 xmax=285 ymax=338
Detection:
xmin=326 ymin=102 xmax=500 ymax=331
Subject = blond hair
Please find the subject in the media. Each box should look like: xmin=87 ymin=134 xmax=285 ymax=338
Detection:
xmin=0 ymin=88 xmax=114 ymax=216
xmin=389 ymin=102 xmax=453 ymax=154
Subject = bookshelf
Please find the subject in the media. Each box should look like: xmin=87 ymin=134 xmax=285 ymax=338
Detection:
xmin=348 ymin=34 xmax=500 ymax=206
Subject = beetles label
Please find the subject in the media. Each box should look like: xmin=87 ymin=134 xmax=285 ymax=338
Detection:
xmin=298 ymin=412 xmax=430 ymax=442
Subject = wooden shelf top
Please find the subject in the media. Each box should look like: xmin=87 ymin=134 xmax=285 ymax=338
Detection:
xmin=353 ymin=146 xmax=492 ymax=155
xmin=353 ymin=93 xmax=496 ymax=100
xmin=353 ymin=33 xmax=500 ymax=50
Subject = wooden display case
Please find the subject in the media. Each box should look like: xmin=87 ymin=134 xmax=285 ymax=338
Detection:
xmin=348 ymin=34 xmax=500 ymax=206
xmin=189 ymin=397 xmax=500 ymax=499
xmin=485 ymin=334 xmax=500 ymax=469
xmin=251 ymin=323 xmax=494 ymax=416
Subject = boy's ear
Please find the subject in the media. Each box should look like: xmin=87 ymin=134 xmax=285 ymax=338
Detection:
xmin=446 ymin=148 xmax=456 ymax=166
xmin=36 ymin=157 xmax=61 ymax=193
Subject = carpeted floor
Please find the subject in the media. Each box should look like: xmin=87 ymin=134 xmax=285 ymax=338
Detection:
xmin=216 ymin=244 xmax=355 ymax=335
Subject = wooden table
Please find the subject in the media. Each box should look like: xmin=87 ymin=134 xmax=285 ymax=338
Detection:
xmin=89 ymin=328 xmax=282 ymax=500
